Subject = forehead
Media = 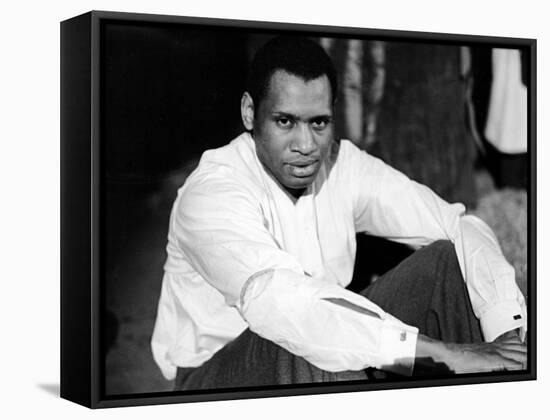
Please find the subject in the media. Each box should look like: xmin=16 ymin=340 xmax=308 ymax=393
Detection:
xmin=261 ymin=70 xmax=332 ymax=116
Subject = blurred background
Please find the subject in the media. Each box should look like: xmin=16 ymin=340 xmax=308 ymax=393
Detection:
xmin=100 ymin=21 xmax=529 ymax=395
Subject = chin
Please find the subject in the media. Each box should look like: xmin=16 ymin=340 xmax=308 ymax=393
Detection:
xmin=285 ymin=178 xmax=314 ymax=191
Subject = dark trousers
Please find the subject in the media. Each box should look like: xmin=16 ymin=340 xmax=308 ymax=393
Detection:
xmin=174 ymin=240 xmax=483 ymax=390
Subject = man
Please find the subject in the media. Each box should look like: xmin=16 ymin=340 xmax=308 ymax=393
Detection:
xmin=151 ymin=36 xmax=527 ymax=390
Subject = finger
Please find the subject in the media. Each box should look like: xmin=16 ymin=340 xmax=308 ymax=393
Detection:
xmin=492 ymin=356 xmax=524 ymax=372
xmin=494 ymin=343 xmax=527 ymax=353
xmin=496 ymin=348 xmax=528 ymax=364
xmin=465 ymin=358 xmax=522 ymax=374
xmin=502 ymin=359 xmax=526 ymax=371
xmin=498 ymin=352 xmax=528 ymax=369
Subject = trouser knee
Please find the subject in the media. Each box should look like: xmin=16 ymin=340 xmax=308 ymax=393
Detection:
xmin=414 ymin=240 xmax=463 ymax=288
xmin=423 ymin=239 xmax=455 ymax=257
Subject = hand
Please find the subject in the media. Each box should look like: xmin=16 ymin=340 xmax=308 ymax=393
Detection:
xmin=494 ymin=329 xmax=523 ymax=344
xmin=415 ymin=333 xmax=527 ymax=375
xmin=442 ymin=340 xmax=527 ymax=373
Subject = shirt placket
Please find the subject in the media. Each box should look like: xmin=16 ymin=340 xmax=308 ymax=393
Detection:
xmin=295 ymin=191 xmax=324 ymax=279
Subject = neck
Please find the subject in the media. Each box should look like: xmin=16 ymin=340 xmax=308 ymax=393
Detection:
xmin=287 ymin=187 xmax=306 ymax=201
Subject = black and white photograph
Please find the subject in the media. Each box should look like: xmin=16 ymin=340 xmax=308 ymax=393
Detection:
xmin=60 ymin=10 xmax=534 ymax=407
xmin=5 ymin=1 xmax=546 ymax=418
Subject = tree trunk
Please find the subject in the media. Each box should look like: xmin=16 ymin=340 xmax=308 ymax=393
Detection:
xmin=369 ymin=43 xmax=478 ymax=207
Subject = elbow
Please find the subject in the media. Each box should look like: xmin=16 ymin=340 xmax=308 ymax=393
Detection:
xmin=239 ymin=268 xmax=276 ymax=314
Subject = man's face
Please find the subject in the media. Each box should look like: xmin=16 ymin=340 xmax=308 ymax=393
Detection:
xmin=249 ymin=70 xmax=334 ymax=197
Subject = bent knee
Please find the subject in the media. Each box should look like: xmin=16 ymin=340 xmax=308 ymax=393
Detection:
xmin=427 ymin=239 xmax=454 ymax=254
xmin=417 ymin=240 xmax=461 ymax=277
xmin=423 ymin=240 xmax=463 ymax=282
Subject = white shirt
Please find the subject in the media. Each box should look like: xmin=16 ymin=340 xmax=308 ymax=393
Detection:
xmin=151 ymin=132 xmax=527 ymax=380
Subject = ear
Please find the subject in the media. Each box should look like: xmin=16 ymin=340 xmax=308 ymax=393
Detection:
xmin=241 ymin=92 xmax=255 ymax=131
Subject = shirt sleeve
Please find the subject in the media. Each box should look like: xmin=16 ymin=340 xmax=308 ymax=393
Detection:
xmin=172 ymin=169 xmax=418 ymax=374
xmin=347 ymin=143 xmax=527 ymax=342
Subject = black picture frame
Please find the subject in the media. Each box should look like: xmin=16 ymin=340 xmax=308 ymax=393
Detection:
xmin=60 ymin=10 xmax=536 ymax=409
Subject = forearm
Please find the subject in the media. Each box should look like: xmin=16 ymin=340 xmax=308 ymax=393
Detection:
xmin=455 ymin=215 xmax=527 ymax=341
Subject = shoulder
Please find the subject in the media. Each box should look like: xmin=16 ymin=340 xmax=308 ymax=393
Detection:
xmin=329 ymin=139 xmax=386 ymax=178
xmin=325 ymin=140 xmax=401 ymax=208
xmin=178 ymin=133 xmax=264 ymax=209
xmin=200 ymin=132 xmax=256 ymax=167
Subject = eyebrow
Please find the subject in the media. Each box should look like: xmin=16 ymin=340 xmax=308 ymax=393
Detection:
xmin=271 ymin=111 xmax=333 ymax=122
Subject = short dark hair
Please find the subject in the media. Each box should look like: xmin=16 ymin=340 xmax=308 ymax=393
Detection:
xmin=246 ymin=36 xmax=338 ymax=108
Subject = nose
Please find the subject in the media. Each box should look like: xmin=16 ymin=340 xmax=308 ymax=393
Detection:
xmin=290 ymin=124 xmax=316 ymax=155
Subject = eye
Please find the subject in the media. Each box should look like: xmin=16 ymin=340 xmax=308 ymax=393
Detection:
xmin=311 ymin=118 xmax=330 ymax=130
xmin=276 ymin=117 xmax=293 ymax=129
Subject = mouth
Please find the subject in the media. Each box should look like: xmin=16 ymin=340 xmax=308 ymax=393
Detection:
xmin=287 ymin=159 xmax=319 ymax=178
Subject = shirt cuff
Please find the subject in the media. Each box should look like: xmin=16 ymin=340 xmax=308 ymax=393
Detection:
xmin=378 ymin=318 xmax=418 ymax=376
xmin=479 ymin=299 xmax=526 ymax=342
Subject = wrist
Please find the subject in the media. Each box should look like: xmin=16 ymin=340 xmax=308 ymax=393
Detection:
xmin=415 ymin=335 xmax=452 ymax=365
